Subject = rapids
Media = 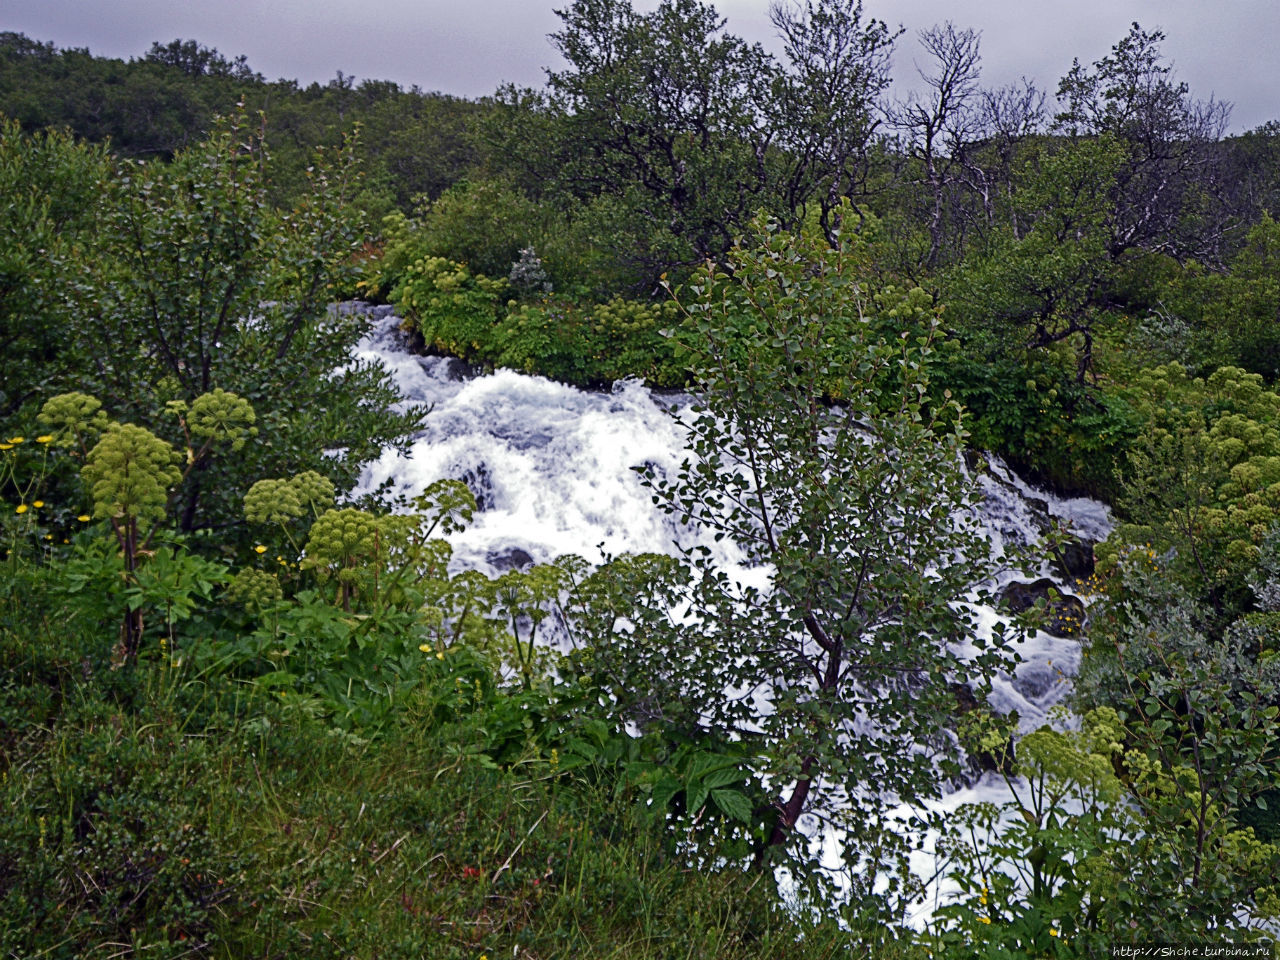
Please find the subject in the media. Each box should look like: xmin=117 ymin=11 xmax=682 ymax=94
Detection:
xmin=345 ymin=302 xmax=1113 ymax=919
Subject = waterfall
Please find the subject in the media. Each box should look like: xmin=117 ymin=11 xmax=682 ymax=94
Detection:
xmin=347 ymin=303 xmax=1113 ymax=919
xmin=351 ymin=304 xmax=1109 ymax=724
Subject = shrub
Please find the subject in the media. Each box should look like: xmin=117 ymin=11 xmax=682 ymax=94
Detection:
xmin=390 ymin=256 xmax=508 ymax=360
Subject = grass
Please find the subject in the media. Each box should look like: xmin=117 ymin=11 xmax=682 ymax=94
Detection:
xmin=0 ymin=628 xmax=887 ymax=960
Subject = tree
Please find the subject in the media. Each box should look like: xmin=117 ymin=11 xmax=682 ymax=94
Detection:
xmin=485 ymin=0 xmax=898 ymax=288
xmin=573 ymin=214 xmax=1015 ymax=917
xmin=945 ymin=135 xmax=1125 ymax=382
xmin=539 ymin=0 xmax=778 ymax=282
xmin=63 ymin=109 xmax=425 ymax=538
xmin=767 ymin=0 xmax=897 ymax=239
xmin=0 ymin=119 xmax=110 ymax=416
xmin=144 ymin=39 xmax=261 ymax=81
xmin=891 ymin=22 xmax=984 ymax=268
xmin=1165 ymin=214 xmax=1280 ymax=380
xmin=1055 ymin=22 xmax=1231 ymax=263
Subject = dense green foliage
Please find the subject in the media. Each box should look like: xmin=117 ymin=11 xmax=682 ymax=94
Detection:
xmin=6 ymin=3 xmax=1280 ymax=953
xmin=0 ymin=32 xmax=483 ymax=214
xmin=0 ymin=119 xmax=110 ymax=415
xmin=0 ymin=393 xmax=876 ymax=956
xmin=1 ymin=105 xmax=424 ymax=546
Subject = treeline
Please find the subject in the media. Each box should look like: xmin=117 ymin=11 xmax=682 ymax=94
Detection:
xmin=0 ymin=31 xmax=482 ymax=213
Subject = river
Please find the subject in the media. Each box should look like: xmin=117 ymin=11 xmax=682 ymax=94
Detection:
xmin=346 ymin=302 xmax=1112 ymax=921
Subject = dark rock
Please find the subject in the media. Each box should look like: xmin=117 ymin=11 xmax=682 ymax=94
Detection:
xmin=488 ymin=547 xmax=534 ymax=571
xmin=1052 ymin=538 xmax=1095 ymax=581
xmin=433 ymin=356 xmax=471 ymax=382
xmin=1024 ymin=496 xmax=1052 ymax=536
xmin=1000 ymin=578 xmax=1086 ymax=637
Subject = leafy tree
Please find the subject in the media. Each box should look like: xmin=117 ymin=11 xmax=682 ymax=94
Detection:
xmin=1055 ymin=22 xmax=1231 ymax=263
xmin=487 ymin=0 xmax=898 ymax=288
xmin=144 ymin=39 xmax=261 ymax=80
xmin=64 ymin=109 xmax=425 ymax=538
xmin=1164 ymin=215 xmax=1280 ymax=379
xmin=944 ymin=135 xmax=1125 ymax=382
xmin=0 ymin=119 xmax=110 ymax=415
xmin=573 ymin=214 xmax=1015 ymax=917
xmin=766 ymin=0 xmax=898 ymax=239
xmin=542 ymin=0 xmax=778 ymax=281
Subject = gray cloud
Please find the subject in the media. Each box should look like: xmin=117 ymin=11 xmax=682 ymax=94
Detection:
xmin=0 ymin=0 xmax=1274 ymax=129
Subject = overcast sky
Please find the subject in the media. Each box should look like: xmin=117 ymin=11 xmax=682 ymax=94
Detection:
xmin=1 ymin=0 xmax=1276 ymax=132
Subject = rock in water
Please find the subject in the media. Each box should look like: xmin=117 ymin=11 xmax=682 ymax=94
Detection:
xmin=1000 ymin=578 xmax=1087 ymax=637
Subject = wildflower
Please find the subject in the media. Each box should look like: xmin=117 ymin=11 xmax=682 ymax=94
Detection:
xmin=1050 ymin=928 xmax=1060 ymax=937
xmin=6 ymin=436 xmax=22 ymax=444
xmin=32 ymin=500 xmax=43 ymax=508
xmin=436 ymin=651 xmax=445 ymax=660
xmin=254 ymin=544 xmax=267 ymax=554
xmin=977 ymin=916 xmax=991 ymax=924
xmin=419 ymin=643 xmax=431 ymax=653
xmin=0 ymin=443 xmax=11 ymax=450
xmin=36 ymin=435 xmax=52 ymax=444
xmin=14 ymin=504 xmax=26 ymax=514
xmin=77 ymin=514 xmax=91 ymax=522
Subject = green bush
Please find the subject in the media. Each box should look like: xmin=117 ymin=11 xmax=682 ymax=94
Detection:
xmin=1109 ymin=364 xmax=1280 ymax=599
xmin=493 ymin=295 xmax=685 ymax=387
xmin=0 ymin=118 xmax=110 ymax=417
xmin=53 ymin=109 xmax=424 ymax=543
xmin=407 ymin=177 xmax=548 ymax=280
xmin=389 ymin=255 xmax=508 ymax=359
xmin=935 ymin=349 xmax=1141 ymax=499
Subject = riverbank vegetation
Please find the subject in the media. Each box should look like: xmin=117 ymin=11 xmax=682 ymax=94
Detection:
xmin=3 ymin=1 xmax=1280 ymax=955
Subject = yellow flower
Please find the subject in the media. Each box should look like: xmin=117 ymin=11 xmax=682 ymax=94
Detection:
xmin=14 ymin=504 xmax=26 ymax=514
xmin=0 ymin=444 xmax=11 ymax=451
xmin=436 ymin=651 xmax=445 ymax=660
xmin=1050 ymin=928 xmax=1060 ymax=937
xmin=419 ymin=644 xmax=431 ymax=653
xmin=77 ymin=514 xmax=91 ymax=522
xmin=32 ymin=500 xmax=43 ymax=508
xmin=36 ymin=435 xmax=53 ymax=444
xmin=254 ymin=544 xmax=267 ymax=554
xmin=977 ymin=916 xmax=991 ymax=925
xmin=6 ymin=436 xmax=23 ymax=444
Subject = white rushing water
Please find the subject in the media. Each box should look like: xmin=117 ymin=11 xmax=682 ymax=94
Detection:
xmin=347 ymin=303 xmax=1113 ymax=921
